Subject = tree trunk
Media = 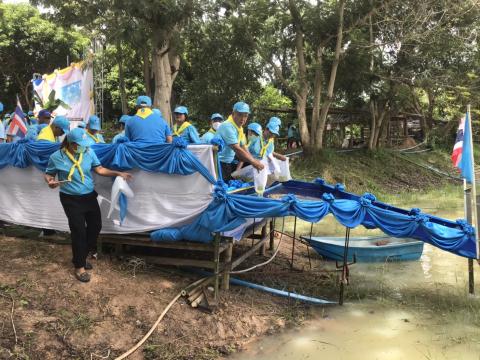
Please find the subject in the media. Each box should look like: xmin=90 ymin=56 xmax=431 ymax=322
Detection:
xmin=143 ymin=47 xmax=152 ymax=98
xmin=375 ymin=108 xmax=388 ymax=148
xmin=296 ymin=94 xmax=310 ymax=149
xmin=116 ymin=39 xmax=128 ymax=115
xmin=368 ymin=100 xmax=377 ymax=150
xmin=310 ymin=46 xmax=323 ymax=147
xmin=426 ymin=89 xmax=435 ymax=130
xmin=152 ymin=43 xmax=177 ymax=124
xmin=314 ymin=0 xmax=345 ymax=149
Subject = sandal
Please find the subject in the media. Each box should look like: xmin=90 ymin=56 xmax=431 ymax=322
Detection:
xmin=75 ymin=271 xmax=91 ymax=283
xmin=85 ymin=262 xmax=93 ymax=270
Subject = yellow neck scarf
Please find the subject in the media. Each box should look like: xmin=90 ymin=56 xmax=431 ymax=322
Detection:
xmin=208 ymin=128 xmax=216 ymax=134
xmin=227 ymin=115 xmax=246 ymax=145
xmin=64 ymin=149 xmax=85 ymax=183
xmin=260 ymin=136 xmax=274 ymax=158
xmin=136 ymin=108 xmax=153 ymax=119
xmin=87 ymin=131 xmax=100 ymax=143
xmin=173 ymin=121 xmax=191 ymax=136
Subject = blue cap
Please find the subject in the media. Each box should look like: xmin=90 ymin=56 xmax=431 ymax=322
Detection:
xmin=233 ymin=102 xmax=250 ymax=114
xmin=88 ymin=115 xmax=101 ymax=131
xmin=67 ymin=127 xmax=90 ymax=147
xmin=52 ymin=116 xmax=70 ymax=135
xmin=211 ymin=113 xmax=224 ymax=121
xmin=174 ymin=106 xmax=188 ymax=115
xmin=136 ymin=95 xmax=152 ymax=107
xmin=119 ymin=115 xmax=130 ymax=124
xmin=0 ymin=102 xmax=3 ymax=113
xmin=77 ymin=121 xmax=86 ymax=128
xmin=38 ymin=109 xmax=51 ymax=118
xmin=27 ymin=111 xmax=34 ymax=116
xmin=267 ymin=123 xmax=280 ymax=136
xmin=247 ymin=122 xmax=262 ymax=136
xmin=152 ymin=108 xmax=162 ymax=116
xmin=268 ymin=116 xmax=281 ymax=127
xmin=4 ymin=113 xmax=10 ymax=119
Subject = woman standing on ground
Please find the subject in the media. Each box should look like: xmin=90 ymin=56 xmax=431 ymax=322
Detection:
xmin=44 ymin=127 xmax=132 ymax=283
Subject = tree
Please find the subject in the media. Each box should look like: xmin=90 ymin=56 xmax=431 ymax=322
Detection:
xmin=0 ymin=3 xmax=88 ymax=110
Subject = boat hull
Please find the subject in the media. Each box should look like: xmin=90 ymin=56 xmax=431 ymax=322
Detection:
xmin=302 ymin=236 xmax=424 ymax=262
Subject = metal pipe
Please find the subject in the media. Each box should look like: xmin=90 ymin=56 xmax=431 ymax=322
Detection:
xmin=228 ymin=277 xmax=335 ymax=305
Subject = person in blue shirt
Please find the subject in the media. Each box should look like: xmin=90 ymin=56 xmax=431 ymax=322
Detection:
xmin=112 ymin=114 xmax=130 ymax=144
xmin=45 ymin=127 xmax=132 ymax=282
xmin=201 ymin=113 xmax=224 ymax=144
xmin=125 ymin=95 xmax=173 ymax=143
xmin=85 ymin=115 xmax=105 ymax=146
xmin=246 ymin=123 xmax=263 ymax=159
xmin=172 ymin=106 xmax=202 ymax=144
xmin=215 ymin=102 xmax=264 ymax=181
xmin=250 ymin=116 xmax=287 ymax=161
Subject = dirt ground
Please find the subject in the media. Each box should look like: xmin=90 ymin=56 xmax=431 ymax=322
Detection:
xmin=0 ymin=229 xmax=336 ymax=360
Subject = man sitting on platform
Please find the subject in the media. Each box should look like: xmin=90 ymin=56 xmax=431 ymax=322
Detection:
xmin=215 ymin=101 xmax=264 ymax=182
xmin=125 ymin=95 xmax=173 ymax=144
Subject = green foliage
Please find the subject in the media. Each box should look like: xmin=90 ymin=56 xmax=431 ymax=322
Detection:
xmin=253 ymin=85 xmax=292 ymax=110
xmin=0 ymin=3 xmax=89 ymax=110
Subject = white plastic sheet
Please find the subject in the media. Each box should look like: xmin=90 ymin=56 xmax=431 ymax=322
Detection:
xmin=0 ymin=145 xmax=216 ymax=234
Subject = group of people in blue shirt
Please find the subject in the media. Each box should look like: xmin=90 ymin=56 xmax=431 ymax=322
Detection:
xmin=0 ymin=95 xmax=287 ymax=282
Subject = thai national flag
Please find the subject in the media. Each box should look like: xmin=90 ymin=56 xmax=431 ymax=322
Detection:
xmin=7 ymin=101 xmax=28 ymax=138
xmin=452 ymin=111 xmax=474 ymax=183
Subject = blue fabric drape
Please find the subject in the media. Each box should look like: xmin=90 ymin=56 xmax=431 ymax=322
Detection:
xmin=0 ymin=138 xmax=216 ymax=183
xmin=0 ymin=140 xmax=60 ymax=170
xmin=151 ymin=181 xmax=476 ymax=259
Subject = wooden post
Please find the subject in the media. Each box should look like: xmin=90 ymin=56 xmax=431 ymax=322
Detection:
xmin=213 ymin=233 xmax=221 ymax=301
xmin=260 ymin=224 xmax=267 ymax=256
xmin=222 ymin=239 xmax=233 ymax=290
xmin=465 ymin=186 xmax=474 ymax=294
xmin=269 ymin=220 xmax=275 ymax=250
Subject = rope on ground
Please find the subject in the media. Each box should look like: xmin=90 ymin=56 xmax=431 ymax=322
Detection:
xmin=114 ymin=277 xmax=207 ymax=360
xmin=393 ymin=140 xmax=427 ymax=152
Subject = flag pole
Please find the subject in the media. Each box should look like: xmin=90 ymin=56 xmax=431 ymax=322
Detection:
xmin=466 ymin=105 xmax=478 ymax=294
xmin=467 ymin=105 xmax=479 ymax=257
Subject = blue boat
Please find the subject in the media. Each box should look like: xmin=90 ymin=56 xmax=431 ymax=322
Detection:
xmin=301 ymin=235 xmax=424 ymax=262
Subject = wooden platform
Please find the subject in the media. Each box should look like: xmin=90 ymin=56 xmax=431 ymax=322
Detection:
xmin=98 ymin=219 xmax=275 ymax=300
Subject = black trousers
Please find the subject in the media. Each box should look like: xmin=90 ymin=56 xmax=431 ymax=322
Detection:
xmin=60 ymin=191 xmax=102 ymax=269
xmin=220 ymin=161 xmax=235 ymax=182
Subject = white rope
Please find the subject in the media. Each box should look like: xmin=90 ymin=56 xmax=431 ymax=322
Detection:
xmin=230 ymin=219 xmax=285 ymax=274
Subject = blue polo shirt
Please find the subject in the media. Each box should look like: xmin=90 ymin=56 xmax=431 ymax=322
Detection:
xmin=173 ymin=124 xmax=202 ymax=144
xmin=84 ymin=132 xmax=105 ymax=147
xmin=45 ymin=148 xmax=101 ymax=195
xmin=26 ymin=123 xmax=48 ymax=140
xmin=248 ymin=136 xmax=274 ymax=160
xmin=216 ymin=121 xmax=246 ymax=164
xmin=112 ymin=130 xmax=125 ymax=144
xmin=201 ymin=130 xmax=216 ymax=144
xmin=125 ymin=108 xmax=172 ymax=143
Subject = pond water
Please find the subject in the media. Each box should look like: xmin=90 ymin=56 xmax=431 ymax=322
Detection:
xmin=232 ymin=195 xmax=480 ymax=359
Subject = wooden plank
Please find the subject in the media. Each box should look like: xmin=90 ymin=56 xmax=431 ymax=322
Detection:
xmin=139 ymin=255 xmax=216 ymax=269
xmin=99 ymin=235 xmax=229 ymax=253
xmin=260 ymin=224 xmax=267 ymax=256
xmin=269 ymin=220 xmax=275 ymax=250
xmin=213 ymin=233 xmax=221 ymax=301
xmin=222 ymin=240 xmax=233 ymax=290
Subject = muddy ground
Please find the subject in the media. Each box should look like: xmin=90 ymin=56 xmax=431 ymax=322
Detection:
xmin=0 ymin=229 xmax=336 ymax=360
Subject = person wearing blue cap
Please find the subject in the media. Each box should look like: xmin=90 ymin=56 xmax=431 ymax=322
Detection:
xmin=172 ymin=106 xmax=202 ymax=144
xmin=201 ymin=113 xmax=224 ymax=143
xmin=125 ymin=95 xmax=172 ymax=143
xmin=250 ymin=116 xmax=286 ymax=161
xmin=112 ymin=115 xmax=130 ymax=144
xmin=216 ymin=101 xmax=264 ymax=181
xmin=85 ymin=115 xmax=105 ymax=146
xmin=37 ymin=109 xmax=52 ymax=125
xmin=45 ymin=127 xmax=132 ymax=282
xmin=37 ymin=115 xmax=71 ymax=142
